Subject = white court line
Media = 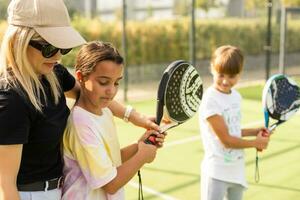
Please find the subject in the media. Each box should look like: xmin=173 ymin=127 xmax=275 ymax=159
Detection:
xmin=128 ymin=120 xmax=263 ymax=198
xmin=128 ymin=181 xmax=179 ymax=200
xmin=165 ymin=135 xmax=201 ymax=147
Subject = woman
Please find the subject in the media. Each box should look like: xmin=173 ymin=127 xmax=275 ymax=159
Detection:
xmin=0 ymin=0 xmax=159 ymax=199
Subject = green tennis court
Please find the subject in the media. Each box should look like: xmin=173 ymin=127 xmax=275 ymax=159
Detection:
xmin=116 ymin=83 xmax=300 ymax=200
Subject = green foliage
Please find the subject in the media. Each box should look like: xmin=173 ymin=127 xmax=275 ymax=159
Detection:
xmin=282 ymin=0 xmax=300 ymax=6
xmin=2 ymin=17 xmax=300 ymax=68
xmin=44 ymin=18 xmax=300 ymax=67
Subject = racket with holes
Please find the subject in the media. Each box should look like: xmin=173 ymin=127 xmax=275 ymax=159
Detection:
xmin=255 ymin=74 xmax=300 ymax=183
xmin=262 ymin=74 xmax=300 ymax=131
xmin=145 ymin=60 xmax=203 ymax=144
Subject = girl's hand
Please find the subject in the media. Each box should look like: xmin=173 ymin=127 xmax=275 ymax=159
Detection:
xmin=138 ymin=130 xmax=166 ymax=148
xmin=131 ymin=113 xmax=160 ymax=132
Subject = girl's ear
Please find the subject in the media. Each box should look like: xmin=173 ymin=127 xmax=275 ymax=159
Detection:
xmin=75 ymin=70 xmax=84 ymax=83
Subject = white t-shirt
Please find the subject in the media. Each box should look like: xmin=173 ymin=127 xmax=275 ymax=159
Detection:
xmin=62 ymin=106 xmax=125 ymax=200
xmin=199 ymin=86 xmax=247 ymax=188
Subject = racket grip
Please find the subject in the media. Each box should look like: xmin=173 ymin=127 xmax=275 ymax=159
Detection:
xmin=144 ymin=134 xmax=157 ymax=145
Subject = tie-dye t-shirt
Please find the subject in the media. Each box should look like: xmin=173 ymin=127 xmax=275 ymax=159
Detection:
xmin=62 ymin=106 xmax=125 ymax=200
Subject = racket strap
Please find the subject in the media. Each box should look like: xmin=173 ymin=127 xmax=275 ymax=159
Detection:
xmin=138 ymin=170 xmax=144 ymax=200
xmin=255 ymin=150 xmax=260 ymax=183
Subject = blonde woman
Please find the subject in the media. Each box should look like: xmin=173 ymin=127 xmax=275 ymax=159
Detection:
xmin=0 ymin=0 xmax=158 ymax=200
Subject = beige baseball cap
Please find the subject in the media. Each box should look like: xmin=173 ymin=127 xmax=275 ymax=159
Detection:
xmin=7 ymin=0 xmax=86 ymax=49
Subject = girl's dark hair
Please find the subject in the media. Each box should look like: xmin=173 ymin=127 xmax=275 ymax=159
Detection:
xmin=75 ymin=41 xmax=123 ymax=77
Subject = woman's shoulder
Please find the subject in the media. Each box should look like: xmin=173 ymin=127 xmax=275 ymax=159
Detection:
xmin=0 ymin=80 xmax=34 ymax=124
xmin=0 ymin=80 xmax=26 ymax=103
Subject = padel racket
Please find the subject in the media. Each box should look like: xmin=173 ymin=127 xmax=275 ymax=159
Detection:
xmin=145 ymin=60 xmax=203 ymax=144
xmin=262 ymin=74 xmax=300 ymax=131
xmin=255 ymin=74 xmax=300 ymax=182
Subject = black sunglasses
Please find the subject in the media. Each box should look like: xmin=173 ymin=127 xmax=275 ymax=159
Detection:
xmin=29 ymin=40 xmax=72 ymax=58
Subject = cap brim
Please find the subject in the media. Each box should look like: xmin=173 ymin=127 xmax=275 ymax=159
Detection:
xmin=35 ymin=26 xmax=86 ymax=49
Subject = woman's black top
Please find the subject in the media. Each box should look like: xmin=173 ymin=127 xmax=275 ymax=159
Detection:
xmin=0 ymin=64 xmax=75 ymax=184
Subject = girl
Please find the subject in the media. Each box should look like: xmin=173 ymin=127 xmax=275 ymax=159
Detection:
xmin=62 ymin=41 xmax=165 ymax=199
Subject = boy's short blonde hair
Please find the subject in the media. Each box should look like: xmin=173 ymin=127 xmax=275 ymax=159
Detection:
xmin=210 ymin=45 xmax=244 ymax=75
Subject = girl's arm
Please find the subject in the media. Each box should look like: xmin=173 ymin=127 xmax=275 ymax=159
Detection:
xmin=65 ymin=82 xmax=159 ymax=130
xmin=0 ymin=145 xmax=23 ymax=200
xmin=120 ymin=143 xmax=138 ymax=163
xmin=108 ymin=101 xmax=159 ymax=131
xmin=207 ymin=115 xmax=269 ymax=149
xmin=102 ymin=134 xmax=157 ymax=194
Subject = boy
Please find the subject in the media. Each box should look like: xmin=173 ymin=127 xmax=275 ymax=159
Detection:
xmin=199 ymin=45 xmax=270 ymax=200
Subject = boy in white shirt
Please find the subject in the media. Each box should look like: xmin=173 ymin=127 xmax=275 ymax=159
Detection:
xmin=199 ymin=45 xmax=270 ymax=200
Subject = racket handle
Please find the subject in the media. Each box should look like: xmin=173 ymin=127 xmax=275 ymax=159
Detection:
xmin=144 ymin=134 xmax=157 ymax=145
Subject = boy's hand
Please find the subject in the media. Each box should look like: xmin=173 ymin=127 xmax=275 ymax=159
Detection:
xmin=256 ymin=131 xmax=270 ymax=151
xmin=260 ymin=127 xmax=271 ymax=137
xmin=256 ymin=127 xmax=270 ymax=137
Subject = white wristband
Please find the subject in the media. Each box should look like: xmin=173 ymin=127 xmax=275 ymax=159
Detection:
xmin=123 ymin=105 xmax=133 ymax=122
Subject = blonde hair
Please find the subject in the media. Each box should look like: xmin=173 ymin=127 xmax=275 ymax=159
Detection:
xmin=0 ymin=25 xmax=61 ymax=112
xmin=211 ymin=45 xmax=244 ymax=75
xmin=75 ymin=41 xmax=123 ymax=77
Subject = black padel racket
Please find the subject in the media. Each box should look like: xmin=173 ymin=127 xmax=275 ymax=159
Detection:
xmin=145 ymin=60 xmax=203 ymax=144
xmin=255 ymin=74 xmax=300 ymax=182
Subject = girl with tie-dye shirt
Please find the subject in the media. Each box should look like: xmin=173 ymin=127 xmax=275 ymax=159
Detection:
xmin=62 ymin=41 xmax=165 ymax=200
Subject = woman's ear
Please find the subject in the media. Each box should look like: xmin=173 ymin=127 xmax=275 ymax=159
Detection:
xmin=75 ymin=70 xmax=83 ymax=83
